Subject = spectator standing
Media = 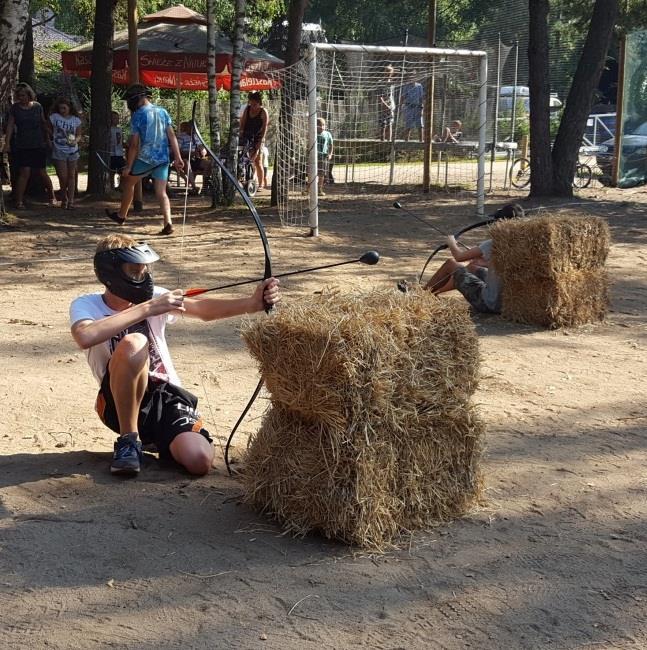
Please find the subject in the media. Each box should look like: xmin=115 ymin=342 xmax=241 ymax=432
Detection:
xmin=109 ymin=111 xmax=126 ymax=189
xmin=400 ymin=81 xmax=424 ymax=142
xmin=50 ymin=97 xmax=82 ymax=209
xmin=316 ymin=118 xmax=334 ymax=195
xmin=2 ymin=83 xmax=56 ymax=208
xmin=239 ymin=92 xmax=269 ymax=187
xmin=378 ymin=65 xmax=396 ymax=142
xmin=105 ymin=84 xmax=183 ymax=235
xmin=260 ymin=142 xmax=270 ymax=189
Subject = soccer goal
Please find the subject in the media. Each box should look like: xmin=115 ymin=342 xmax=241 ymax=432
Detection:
xmin=270 ymin=43 xmax=488 ymax=235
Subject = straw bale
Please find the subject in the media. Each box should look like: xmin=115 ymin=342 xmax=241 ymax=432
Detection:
xmin=490 ymin=214 xmax=610 ymax=278
xmin=243 ymin=405 xmax=484 ymax=550
xmin=490 ymin=215 xmax=610 ymax=328
xmin=240 ymin=290 xmax=484 ymax=550
xmin=241 ymin=289 xmax=480 ymax=429
xmin=501 ymin=268 xmax=609 ymax=328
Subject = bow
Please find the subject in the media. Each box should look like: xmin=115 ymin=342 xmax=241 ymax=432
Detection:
xmin=418 ymin=215 xmax=508 ymax=284
xmin=189 ymin=100 xmax=273 ymax=476
xmin=94 ymin=150 xmax=119 ymax=173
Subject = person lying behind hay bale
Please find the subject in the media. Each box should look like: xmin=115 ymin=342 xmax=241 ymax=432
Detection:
xmin=418 ymin=204 xmax=525 ymax=313
xmin=240 ymin=289 xmax=484 ymax=551
xmin=490 ymin=214 xmax=610 ymax=328
xmin=422 ymin=235 xmax=505 ymax=314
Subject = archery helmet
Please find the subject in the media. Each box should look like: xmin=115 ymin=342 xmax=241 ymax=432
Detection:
xmin=94 ymin=241 xmax=160 ymax=304
xmin=493 ymin=203 xmax=525 ymax=219
xmin=124 ymin=83 xmax=152 ymax=112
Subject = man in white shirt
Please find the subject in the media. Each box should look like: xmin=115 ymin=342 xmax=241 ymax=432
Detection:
xmin=70 ymin=234 xmax=280 ymax=476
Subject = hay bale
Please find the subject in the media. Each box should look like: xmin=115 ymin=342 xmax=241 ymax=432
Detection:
xmin=502 ymin=269 xmax=610 ymax=328
xmin=241 ymin=290 xmax=480 ymax=429
xmin=240 ymin=290 xmax=484 ymax=551
xmin=490 ymin=215 xmax=610 ymax=328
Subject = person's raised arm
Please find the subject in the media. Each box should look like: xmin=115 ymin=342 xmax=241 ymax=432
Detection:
xmin=183 ymin=278 xmax=280 ymax=321
xmin=71 ymin=290 xmax=185 ymax=349
xmin=446 ymin=235 xmax=483 ymax=263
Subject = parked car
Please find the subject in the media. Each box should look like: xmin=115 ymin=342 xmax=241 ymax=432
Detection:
xmin=596 ymin=120 xmax=647 ymax=187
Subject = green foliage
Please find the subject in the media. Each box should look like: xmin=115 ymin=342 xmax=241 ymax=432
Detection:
xmin=30 ymin=0 xmax=284 ymax=43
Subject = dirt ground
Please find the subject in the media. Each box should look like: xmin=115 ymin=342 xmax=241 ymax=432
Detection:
xmin=0 ymin=182 xmax=646 ymax=650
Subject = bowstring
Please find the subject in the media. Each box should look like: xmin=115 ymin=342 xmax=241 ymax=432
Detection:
xmin=176 ymin=113 xmax=226 ymax=459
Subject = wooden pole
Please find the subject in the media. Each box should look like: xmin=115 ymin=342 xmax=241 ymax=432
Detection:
xmin=612 ymin=35 xmax=626 ymax=187
xmin=127 ymin=0 xmax=143 ymax=208
xmin=422 ymin=0 xmax=437 ymax=192
xmin=127 ymin=0 xmax=139 ymax=83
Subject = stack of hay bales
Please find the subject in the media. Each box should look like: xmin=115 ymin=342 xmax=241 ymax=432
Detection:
xmin=490 ymin=214 xmax=610 ymax=328
xmin=240 ymin=290 xmax=484 ymax=551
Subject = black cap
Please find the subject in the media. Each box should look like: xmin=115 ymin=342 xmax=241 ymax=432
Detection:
xmin=124 ymin=84 xmax=152 ymax=101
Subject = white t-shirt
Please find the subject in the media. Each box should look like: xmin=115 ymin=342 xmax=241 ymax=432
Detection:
xmin=50 ymin=113 xmax=81 ymax=156
xmin=110 ymin=125 xmax=124 ymax=157
xmin=69 ymin=287 xmax=180 ymax=387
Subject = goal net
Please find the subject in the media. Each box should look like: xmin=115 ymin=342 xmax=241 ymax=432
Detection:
xmin=267 ymin=44 xmax=487 ymax=234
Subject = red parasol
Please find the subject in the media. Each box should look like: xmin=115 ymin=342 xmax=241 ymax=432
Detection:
xmin=62 ymin=5 xmax=283 ymax=91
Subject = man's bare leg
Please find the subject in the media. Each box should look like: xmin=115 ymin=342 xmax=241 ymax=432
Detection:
xmin=153 ymin=179 xmax=172 ymax=229
xmin=424 ymin=259 xmax=461 ymax=294
xmin=109 ymin=333 xmax=149 ymax=434
xmin=118 ymin=175 xmax=138 ymax=220
xmin=133 ymin=179 xmax=143 ymax=211
xmin=169 ymin=432 xmax=214 ymax=476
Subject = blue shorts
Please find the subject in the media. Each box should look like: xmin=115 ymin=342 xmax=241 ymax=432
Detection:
xmin=131 ymin=158 xmax=169 ymax=181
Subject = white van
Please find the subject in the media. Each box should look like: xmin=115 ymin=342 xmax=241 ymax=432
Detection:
xmin=499 ymin=86 xmax=562 ymax=112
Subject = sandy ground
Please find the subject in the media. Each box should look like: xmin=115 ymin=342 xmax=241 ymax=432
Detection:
xmin=0 ymin=181 xmax=646 ymax=649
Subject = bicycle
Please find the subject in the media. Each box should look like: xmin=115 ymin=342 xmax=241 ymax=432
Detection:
xmin=509 ymin=157 xmax=592 ymax=190
xmin=237 ymin=143 xmax=258 ymax=197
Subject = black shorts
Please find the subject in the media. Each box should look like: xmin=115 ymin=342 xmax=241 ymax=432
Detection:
xmin=241 ymin=136 xmax=261 ymax=152
xmin=110 ymin=155 xmax=126 ymax=171
xmin=12 ymin=147 xmax=48 ymax=169
xmin=95 ymin=370 xmax=212 ymax=459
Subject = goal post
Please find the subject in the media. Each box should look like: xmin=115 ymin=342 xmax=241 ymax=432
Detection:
xmin=272 ymin=42 xmax=488 ymax=234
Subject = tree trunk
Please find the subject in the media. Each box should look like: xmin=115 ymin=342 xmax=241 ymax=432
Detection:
xmin=206 ymin=0 xmax=223 ymax=206
xmin=127 ymin=0 xmax=139 ymax=83
xmin=225 ymin=0 xmax=246 ymax=205
xmin=528 ymin=0 xmax=553 ymax=196
xmin=551 ymin=0 xmax=618 ymax=196
xmin=86 ymin=0 xmax=116 ymax=196
xmin=285 ymin=0 xmax=308 ymax=67
xmin=271 ymin=0 xmax=308 ymax=207
xmin=18 ymin=16 xmax=35 ymax=88
xmin=0 ymin=0 xmax=30 ymax=106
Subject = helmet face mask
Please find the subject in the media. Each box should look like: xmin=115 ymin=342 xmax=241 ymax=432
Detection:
xmin=94 ymin=244 xmax=160 ymax=304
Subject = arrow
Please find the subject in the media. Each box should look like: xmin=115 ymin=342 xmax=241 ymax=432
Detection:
xmin=184 ymin=250 xmax=380 ymax=297
xmin=393 ymin=201 xmax=469 ymax=249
